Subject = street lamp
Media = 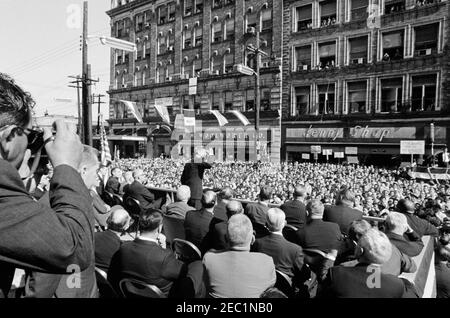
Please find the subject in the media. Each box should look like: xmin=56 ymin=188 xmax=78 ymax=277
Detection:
xmin=234 ymin=27 xmax=268 ymax=161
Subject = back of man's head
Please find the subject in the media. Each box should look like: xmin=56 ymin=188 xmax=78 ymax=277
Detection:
xmin=139 ymin=209 xmax=163 ymax=233
xmin=385 ymin=212 xmax=408 ymax=234
xmin=176 ymin=185 xmax=191 ymax=202
xmin=260 ymin=186 xmax=273 ymax=202
xmin=0 ymin=73 xmax=34 ymax=130
xmin=227 ymin=214 xmax=253 ymax=248
xmin=336 ymin=189 xmax=355 ymax=206
xmin=357 ymin=228 xmax=392 ymax=265
xmin=79 ymin=145 xmax=99 ymax=169
xmin=266 ymin=208 xmax=286 ymax=232
xmin=397 ymin=199 xmax=415 ymax=214
xmin=348 ymin=220 xmax=372 ymax=242
xmin=107 ymin=206 xmax=131 ymax=232
xmin=111 ymin=167 xmax=122 ymax=177
xmin=202 ymin=190 xmax=217 ymax=209
xmin=226 ymin=200 xmax=243 ymax=219
xmin=293 ymin=185 xmax=307 ymax=199
xmin=132 ymin=169 xmax=144 ymax=181
xmin=219 ymin=187 xmax=233 ymax=201
xmin=307 ymin=199 xmax=324 ymax=219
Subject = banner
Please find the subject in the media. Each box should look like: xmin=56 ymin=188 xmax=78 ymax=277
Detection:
xmin=189 ymin=77 xmax=198 ymax=95
xmin=230 ymin=110 xmax=250 ymax=126
xmin=400 ymin=140 xmax=425 ymax=155
xmin=120 ymin=100 xmax=143 ymax=123
xmin=99 ymin=114 xmax=112 ymax=166
xmin=154 ymin=104 xmax=171 ymax=125
xmin=209 ymin=110 xmax=229 ymax=127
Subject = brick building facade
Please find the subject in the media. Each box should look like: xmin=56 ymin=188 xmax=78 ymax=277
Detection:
xmin=281 ymin=0 xmax=450 ymax=165
xmin=106 ymin=0 xmax=282 ymax=161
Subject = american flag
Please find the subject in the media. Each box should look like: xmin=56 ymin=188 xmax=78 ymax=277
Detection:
xmin=99 ymin=113 xmax=112 ymax=166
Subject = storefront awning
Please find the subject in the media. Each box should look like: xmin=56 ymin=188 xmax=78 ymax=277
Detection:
xmin=93 ymin=135 xmax=147 ymax=141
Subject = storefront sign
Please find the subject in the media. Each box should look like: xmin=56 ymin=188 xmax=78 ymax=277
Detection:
xmin=287 ymin=127 xmax=344 ymax=140
xmin=400 ymin=140 xmax=425 ymax=155
xmin=345 ymin=147 xmax=358 ymax=155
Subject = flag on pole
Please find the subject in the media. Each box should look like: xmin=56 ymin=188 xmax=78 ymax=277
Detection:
xmin=209 ymin=110 xmax=229 ymax=127
xmin=120 ymin=100 xmax=143 ymax=123
xmin=99 ymin=114 xmax=112 ymax=166
xmin=230 ymin=110 xmax=250 ymax=126
xmin=154 ymin=104 xmax=171 ymax=125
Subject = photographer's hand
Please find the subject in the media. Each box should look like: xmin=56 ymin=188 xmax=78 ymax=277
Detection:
xmin=44 ymin=120 xmax=83 ymax=170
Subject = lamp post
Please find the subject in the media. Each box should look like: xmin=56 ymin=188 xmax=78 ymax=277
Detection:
xmin=234 ymin=27 xmax=268 ymax=161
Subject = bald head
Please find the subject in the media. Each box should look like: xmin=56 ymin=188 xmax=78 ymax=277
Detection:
xmin=397 ymin=199 xmax=415 ymax=214
xmin=202 ymin=191 xmax=217 ymax=209
xmin=385 ymin=212 xmax=408 ymax=235
xmin=266 ymin=208 xmax=286 ymax=232
xmin=107 ymin=206 xmax=131 ymax=232
xmin=227 ymin=214 xmax=253 ymax=248
xmin=226 ymin=200 xmax=243 ymax=219
xmin=358 ymin=228 xmax=392 ymax=265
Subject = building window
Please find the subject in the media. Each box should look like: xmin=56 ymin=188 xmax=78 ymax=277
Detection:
xmin=212 ymin=56 xmax=223 ymax=74
xmin=261 ymin=35 xmax=272 ymax=64
xmin=184 ymin=30 xmax=192 ymax=49
xmin=225 ymin=19 xmax=235 ymax=41
xmin=212 ymin=22 xmax=223 ymax=42
xmin=184 ymin=0 xmax=193 ymax=16
xmin=195 ymin=0 xmax=204 ymax=14
xmin=167 ymin=64 xmax=175 ymax=78
xmin=183 ymin=62 xmax=193 ymax=78
xmin=194 ymin=96 xmax=201 ymax=114
xmin=124 ymin=53 xmax=130 ymax=64
xmin=225 ymin=91 xmax=233 ymax=110
xmin=168 ymin=2 xmax=176 ymax=21
xmin=294 ymin=86 xmax=311 ymax=115
xmin=117 ymin=20 xmax=124 ymax=37
xmin=135 ymin=71 xmax=143 ymax=86
xmin=348 ymin=36 xmax=368 ymax=64
xmin=382 ymin=30 xmax=404 ymax=61
xmin=246 ymin=89 xmax=255 ymax=111
xmin=116 ymin=50 xmax=123 ymax=64
xmin=295 ymin=4 xmax=313 ymax=31
xmin=414 ymin=23 xmax=439 ymax=56
xmin=136 ymin=42 xmax=143 ymax=60
xmin=411 ymin=74 xmax=437 ymax=111
xmin=168 ymin=34 xmax=175 ymax=52
xmin=195 ymin=27 xmax=203 ymax=46
xmin=145 ymin=41 xmax=151 ymax=58
xmin=157 ymin=67 xmax=165 ymax=83
xmin=224 ymin=54 xmax=234 ymax=73
xmin=213 ymin=0 xmax=222 ymax=8
xmin=318 ymin=83 xmax=335 ymax=115
xmin=158 ymin=6 xmax=167 ymax=25
xmin=385 ymin=0 xmax=405 ymax=14
xmin=212 ymin=92 xmax=221 ymax=110
xmin=351 ymin=0 xmax=368 ymax=20
xmin=380 ymin=77 xmax=403 ymax=112
xmin=261 ymin=89 xmax=271 ymax=111
xmin=142 ymin=70 xmax=147 ymax=85
xmin=320 ymin=0 xmax=337 ymax=27
xmin=158 ymin=36 xmax=167 ymax=55
xmin=261 ymin=10 xmax=272 ymax=32
xmin=318 ymin=41 xmax=336 ymax=69
xmin=246 ymin=13 xmax=257 ymax=31
xmin=136 ymin=14 xmax=144 ymax=32
xmin=182 ymin=96 xmax=190 ymax=110
xmin=194 ymin=58 xmax=202 ymax=76
xmin=347 ymin=81 xmax=367 ymax=113
xmin=295 ymin=45 xmax=312 ymax=71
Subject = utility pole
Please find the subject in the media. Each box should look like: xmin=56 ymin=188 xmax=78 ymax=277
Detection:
xmin=82 ymin=1 xmax=92 ymax=146
xmin=93 ymin=94 xmax=106 ymax=134
xmin=68 ymin=75 xmax=83 ymax=138
xmin=255 ymin=30 xmax=261 ymax=162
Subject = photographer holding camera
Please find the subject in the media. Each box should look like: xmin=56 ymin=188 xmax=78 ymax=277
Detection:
xmin=0 ymin=73 xmax=94 ymax=297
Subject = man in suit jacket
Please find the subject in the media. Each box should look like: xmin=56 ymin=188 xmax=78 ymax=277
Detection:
xmin=105 ymin=167 xmax=122 ymax=195
xmin=108 ymin=209 xmax=203 ymax=297
xmin=203 ymin=214 xmax=276 ymax=298
xmin=213 ymin=187 xmax=233 ymax=222
xmin=245 ymin=186 xmax=272 ymax=238
xmin=280 ymin=185 xmax=308 ymax=230
xmin=123 ymin=169 xmax=158 ymax=211
xmin=95 ymin=207 xmax=131 ymax=273
xmin=180 ymin=149 xmax=212 ymax=210
xmin=318 ymin=229 xmax=418 ymax=298
xmin=184 ymin=191 xmax=218 ymax=250
xmin=397 ymin=199 xmax=439 ymax=237
xmin=164 ymin=185 xmax=195 ymax=219
xmin=296 ymin=200 xmax=344 ymax=254
xmin=385 ymin=212 xmax=424 ymax=257
xmin=252 ymin=208 xmax=304 ymax=287
xmin=323 ymin=188 xmax=363 ymax=235
xmin=0 ymin=81 xmax=94 ymax=297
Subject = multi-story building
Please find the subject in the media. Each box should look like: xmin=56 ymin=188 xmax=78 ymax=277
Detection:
xmin=282 ymin=0 xmax=450 ymax=165
xmin=106 ymin=0 xmax=282 ymax=161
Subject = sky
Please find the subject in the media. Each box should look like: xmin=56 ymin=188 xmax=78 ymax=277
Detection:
xmin=0 ymin=0 xmax=111 ymax=120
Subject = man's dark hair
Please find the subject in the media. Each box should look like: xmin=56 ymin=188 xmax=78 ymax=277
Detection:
xmin=219 ymin=187 xmax=233 ymax=200
xmin=397 ymin=199 xmax=415 ymax=214
xmin=336 ymin=188 xmax=355 ymax=205
xmin=260 ymin=186 xmax=273 ymax=201
xmin=0 ymin=73 xmax=34 ymax=130
xmin=139 ymin=209 xmax=163 ymax=232
xmin=202 ymin=191 xmax=217 ymax=209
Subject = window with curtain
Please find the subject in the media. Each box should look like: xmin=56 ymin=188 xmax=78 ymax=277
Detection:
xmin=136 ymin=42 xmax=143 ymax=60
xmin=194 ymin=58 xmax=202 ymax=75
xmin=145 ymin=41 xmax=151 ymax=58
xmin=261 ymin=10 xmax=272 ymax=31
xmin=183 ymin=62 xmax=193 ymax=78
xmin=195 ymin=27 xmax=203 ymax=46
xmin=382 ymin=30 xmax=404 ymax=60
xmin=184 ymin=0 xmax=193 ymax=16
xmin=224 ymin=54 xmax=234 ymax=73
xmin=295 ymin=86 xmax=311 ymax=115
xmin=195 ymin=0 xmax=204 ymax=13
xmin=348 ymin=81 xmax=367 ymax=113
xmin=212 ymin=56 xmax=223 ymax=74
xmin=318 ymin=83 xmax=335 ymax=115
xmin=136 ymin=14 xmax=144 ymax=32
xmin=246 ymin=13 xmax=257 ymax=30
xmin=213 ymin=22 xmax=223 ymax=42
xmin=158 ymin=36 xmax=167 ymax=54
xmin=168 ymin=2 xmax=176 ymax=21
xmin=320 ymin=0 xmax=337 ymax=27
xmin=349 ymin=36 xmax=368 ymax=63
xmin=414 ymin=23 xmax=439 ymax=55
xmin=318 ymin=41 xmax=336 ymax=68
xmin=184 ymin=29 xmax=192 ymax=49
xmin=381 ymin=77 xmax=402 ymax=112
xmin=225 ymin=19 xmax=235 ymax=41
xmin=351 ymin=0 xmax=368 ymax=20
xmin=168 ymin=34 xmax=175 ymax=51
xmin=296 ymin=5 xmax=312 ymax=31
xmin=295 ymin=45 xmax=311 ymax=70
xmin=411 ymin=74 xmax=437 ymax=111
xmin=158 ymin=5 xmax=167 ymax=24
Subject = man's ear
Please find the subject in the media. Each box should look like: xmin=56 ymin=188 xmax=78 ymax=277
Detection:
xmin=251 ymin=234 xmax=255 ymax=245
